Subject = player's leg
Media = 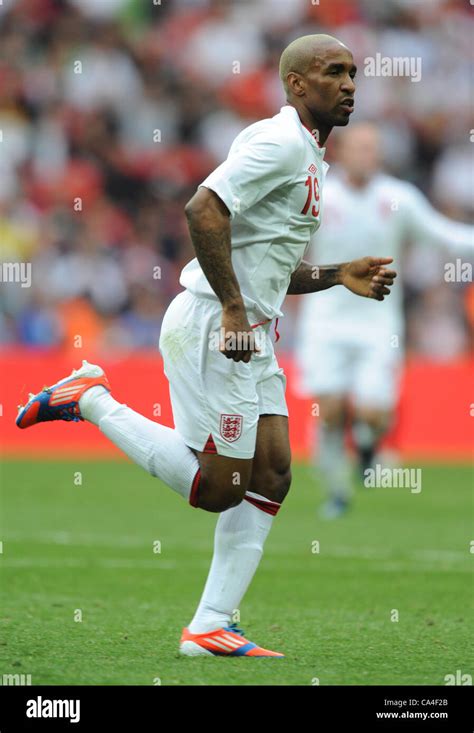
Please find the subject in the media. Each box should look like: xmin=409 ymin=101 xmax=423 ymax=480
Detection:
xmin=182 ymin=414 xmax=289 ymax=656
xmin=351 ymin=331 xmax=401 ymax=479
xmin=297 ymin=326 xmax=354 ymax=517
xmin=247 ymin=413 xmax=291 ymax=502
xmin=92 ymin=288 xmax=260 ymax=512
xmin=294 ymin=301 xmax=353 ymax=516
xmin=16 ymin=291 xmax=256 ymax=513
xmin=81 ymin=386 xmax=255 ymax=511
xmin=353 ymin=406 xmax=393 ymax=479
xmin=180 ymin=345 xmax=290 ymax=656
xmin=317 ymin=393 xmax=353 ymax=518
xmin=189 ymin=451 xmax=253 ymax=512
xmin=16 ymin=360 xmax=205 ymax=506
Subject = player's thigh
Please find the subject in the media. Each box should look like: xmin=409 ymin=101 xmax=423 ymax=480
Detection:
xmin=194 ymin=451 xmax=253 ymax=512
xmin=246 ymin=339 xmax=293 ymax=503
xmin=355 ymin=405 xmax=393 ymax=433
xmin=250 ymin=414 xmax=292 ymax=504
xmin=352 ymin=336 xmax=402 ymax=416
xmin=296 ymin=327 xmax=353 ymax=406
xmin=318 ymin=393 xmax=347 ymax=427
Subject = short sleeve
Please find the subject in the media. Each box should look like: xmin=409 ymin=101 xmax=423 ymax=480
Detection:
xmin=199 ymin=130 xmax=303 ymax=218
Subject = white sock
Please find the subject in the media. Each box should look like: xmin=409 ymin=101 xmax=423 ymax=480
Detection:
xmin=188 ymin=491 xmax=281 ymax=634
xmin=352 ymin=419 xmax=387 ymax=452
xmin=318 ymin=421 xmax=352 ymax=501
xmin=79 ymin=386 xmax=200 ymax=503
xmin=352 ymin=420 xmax=378 ymax=450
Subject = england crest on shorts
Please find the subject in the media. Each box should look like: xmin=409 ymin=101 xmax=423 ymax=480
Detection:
xmin=220 ymin=414 xmax=243 ymax=442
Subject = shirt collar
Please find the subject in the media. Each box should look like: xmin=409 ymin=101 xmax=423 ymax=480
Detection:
xmin=281 ymin=105 xmax=326 ymax=155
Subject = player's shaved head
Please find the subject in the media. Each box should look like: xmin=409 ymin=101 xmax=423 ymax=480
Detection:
xmin=279 ymin=34 xmax=349 ymax=95
xmin=277 ymin=34 xmax=356 ymax=145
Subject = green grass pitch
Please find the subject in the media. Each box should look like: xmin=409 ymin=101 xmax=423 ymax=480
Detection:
xmin=0 ymin=459 xmax=472 ymax=685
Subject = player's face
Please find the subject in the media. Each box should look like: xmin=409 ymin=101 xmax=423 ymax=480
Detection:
xmin=338 ymin=126 xmax=381 ymax=181
xmin=303 ymin=46 xmax=356 ymax=128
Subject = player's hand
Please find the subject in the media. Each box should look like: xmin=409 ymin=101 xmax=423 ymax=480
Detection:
xmin=220 ymin=305 xmax=260 ymax=363
xmin=341 ymin=257 xmax=397 ymax=301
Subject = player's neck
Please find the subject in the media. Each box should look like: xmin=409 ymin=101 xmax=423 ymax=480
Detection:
xmin=289 ymin=103 xmax=331 ymax=147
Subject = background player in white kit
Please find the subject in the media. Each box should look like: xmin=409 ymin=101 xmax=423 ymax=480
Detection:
xmin=296 ymin=122 xmax=473 ymax=519
xmin=16 ymin=36 xmax=396 ymax=657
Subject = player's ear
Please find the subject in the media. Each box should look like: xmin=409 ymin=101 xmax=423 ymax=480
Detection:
xmin=287 ymin=72 xmax=305 ymax=97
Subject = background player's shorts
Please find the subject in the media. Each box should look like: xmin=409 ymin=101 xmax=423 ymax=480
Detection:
xmin=296 ymin=322 xmax=402 ymax=410
xmin=159 ymin=290 xmax=288 ymax=459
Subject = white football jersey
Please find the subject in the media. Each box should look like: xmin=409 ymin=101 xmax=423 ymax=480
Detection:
xmin=180 ymin=105 xmax=329 ymax=322
xmin=297 ymin=171 xmax=474 ymax=337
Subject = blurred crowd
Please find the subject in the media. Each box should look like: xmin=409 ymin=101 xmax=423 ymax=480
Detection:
xmin=0 ymin=0 xmax=472 ymax=357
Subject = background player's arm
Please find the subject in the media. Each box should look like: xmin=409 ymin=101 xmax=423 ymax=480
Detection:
xmin=403 ymin=185 xmax=473 ymax=252
xmin=185 ymin=187 xmax=256 ymax=363
xmin=288 ymin=257 xmax=396 ymax=301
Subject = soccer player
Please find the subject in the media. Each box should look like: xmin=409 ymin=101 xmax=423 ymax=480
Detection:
xmin=295 ymin=122 xmax=473 ymax=519
xmin=17 ymin=35 xmax=396 ymax=657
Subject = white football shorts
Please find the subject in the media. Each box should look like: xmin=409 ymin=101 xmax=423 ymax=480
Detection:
xmin=296 ymin=321 xmax=402 ymax=409
xmin=159 ymin=290 xmax=288 ymax=459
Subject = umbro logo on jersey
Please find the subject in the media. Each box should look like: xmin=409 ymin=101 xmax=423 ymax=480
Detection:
xmin=308 ymin=164 xmax=317 ymax=174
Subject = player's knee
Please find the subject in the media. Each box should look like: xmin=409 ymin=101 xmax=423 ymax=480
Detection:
xmin=252 ymin=463 xmax=292 ymax=504
xmin=192 ymin=454 xmax=252 ymax=512
xmin=357 ymin=409 xmax=392 ymax=434
xmin=194 ymin=475 xmax=246 ymax=513
xmin=320 ymin=400 xmax=345 ymax=428
xmin=273 ymin=466 xmax=292 ymax=503
xmin=197 ymin=490 xmax=244 ymax=513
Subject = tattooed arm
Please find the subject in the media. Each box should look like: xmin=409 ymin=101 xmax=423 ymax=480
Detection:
xmin=185 ymin=187 xmax=256 ymax=362
xmin=287 ymin=262 xmax=343 ymax=294
xmin=288 ymin=257 xmax=397 ymax=301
